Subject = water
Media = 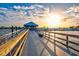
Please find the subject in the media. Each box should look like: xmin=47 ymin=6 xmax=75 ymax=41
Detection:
xmin=0 ymin=29 xmax=18 ymax=36
xmin=0 ymin=29 xmax=12 ymax=36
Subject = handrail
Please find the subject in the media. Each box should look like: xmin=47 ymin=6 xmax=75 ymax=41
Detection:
xmin=0 ymin=29 xmax=23 ymax=45
xmin=46 ymin=34 xmax=79 ymax=46
xmin=50 ymin=31 xmax=79 ymax=38
xmin=44 ymin=30 xmax=79 ymax=38
xmin=0 ymin=29 xmax=21 ymax=37
xmin=13 ymin=30 xmax=29 ymax=56
xmin=0 ymin=29 xmax=29 ymax=56
xmin=42 ymin=30 xmax=79 ymax=55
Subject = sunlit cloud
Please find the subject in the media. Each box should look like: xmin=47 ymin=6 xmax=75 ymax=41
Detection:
xmin=64 ymin=5 xmax=79 ymax=18
xmin=0 ymin=4 xmax=50 ymax=27
xmin=0 ymin=3 xmax=79 ymax=27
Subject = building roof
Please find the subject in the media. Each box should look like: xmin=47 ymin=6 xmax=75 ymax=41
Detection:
xmin=24 ymin=21 xmax=38 ymax=27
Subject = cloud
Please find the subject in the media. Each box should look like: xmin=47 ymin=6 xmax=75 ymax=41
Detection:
xmin=13 ymin=4 xmax=44 ymax=10
xmin=13 ymin=5 xmax=34 ymax=10
xmin=0 ymin=8 xmax=26 ymax=26
xmin=64 ymin=5 xmax=79 ymax=18
xmin=0 ymin=4 xmax=50 ymax=27
xmin=13 ymin=4 xmax=47 ymax=17
xmin=0 ymin=7 xmax=8 ymax=10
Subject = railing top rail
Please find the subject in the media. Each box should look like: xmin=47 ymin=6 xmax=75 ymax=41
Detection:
xmin=0 ymin=29 xmax=29 ymax=56
xmin=43 ymin=30 xmax=79 ymax=38
xmin=42 ymin=30 xmax=79 ymax=55
xmin=0 ymin=30 xmax=21 ymax=37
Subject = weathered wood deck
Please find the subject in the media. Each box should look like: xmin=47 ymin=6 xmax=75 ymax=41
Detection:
xmin=21 ymin=30 xmax=51 ymax=56
xmin=21 ymin=30 xmax=79 ymax=56
xmin=21 ymin=30 xmax=68 ymax=56
xmin=0 ymin=30 xmax=78 ymax=56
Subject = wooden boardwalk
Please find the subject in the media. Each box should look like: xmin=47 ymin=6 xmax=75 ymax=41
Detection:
xmin=21 ymin=30 xmax=51 ymax=56
xmin=0 ymin=29 xmax=78 ymax=56
xmin=21 ymin=30 xmax=79 ymax=56
xmin=21 ymin=30 xmax=69 ymax=56
xmin=21 ymin=30 xmax=68 ymax=56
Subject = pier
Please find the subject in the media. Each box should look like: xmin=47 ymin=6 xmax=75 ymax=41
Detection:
xmin=0 ymin=29 xmax=79 ymax=56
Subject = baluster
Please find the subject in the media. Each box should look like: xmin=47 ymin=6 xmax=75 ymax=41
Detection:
xmin=66 ymin=35 xmax=70 ymax=52
xmin=11 ymin=26 xmax=14 ymax=38
xmin=54 ymin=33 xmax=56 ymax=55
xmin=49 ymin=31 xmax=50 ymax=39
xmin=44 ymin=31 xmax=46 ymax=39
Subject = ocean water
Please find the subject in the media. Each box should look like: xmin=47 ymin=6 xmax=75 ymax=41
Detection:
xmin=0 ymin=29 xmax=12 ymax=36
xmin=0 ymin=28 xmax=18 ymax=36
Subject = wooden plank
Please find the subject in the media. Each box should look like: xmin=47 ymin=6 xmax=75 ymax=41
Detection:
xmin=0 ymin=30 xmax=28 ymax=56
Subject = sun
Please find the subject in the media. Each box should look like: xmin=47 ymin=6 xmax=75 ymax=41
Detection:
xmin=47 ymin=14 xmax=62 ymax=27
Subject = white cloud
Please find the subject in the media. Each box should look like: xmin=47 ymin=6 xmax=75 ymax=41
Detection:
xmin=64 ymin=5 xmax=79 ymax=18
xmin=13 ymin=5 xmax=35 ymax=10
xmin=0 ymin=4 xmax=50 ymax=26
xmin=0 ymin=7 xmax=7 ymax=10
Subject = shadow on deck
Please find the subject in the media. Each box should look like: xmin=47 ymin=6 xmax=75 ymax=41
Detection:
xmin=21 ymin=30 xmax=56 ymax=56
xmin=21 ymin=30 xmax=78 ymax=56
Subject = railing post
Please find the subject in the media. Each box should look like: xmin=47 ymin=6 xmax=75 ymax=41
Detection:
xmin=44 ymin=31 xmax=46 ymax=39
xmin=49 ymin=31 xmax=50 ymax=39
xmin=54 ymin=33 xmax=56 ymax=55
xmin=15 ymin=26 xmax=18 ymax=35
xmin=11 ymin=26 xmax=14 ymax=38
xmin=66 ymin=35 xmax=70 ymax=52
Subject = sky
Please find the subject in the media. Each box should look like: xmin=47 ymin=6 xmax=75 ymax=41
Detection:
xmin=0 ymin=3 xmax=79 ymax=27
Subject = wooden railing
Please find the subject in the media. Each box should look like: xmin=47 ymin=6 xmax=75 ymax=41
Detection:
xmin=42 ymin=30 xmax=79 ymax=56
xmin=0 ymin=29 xmax=23 ymax=45
xmin=0 ymin=29 xmax=29 ymax=56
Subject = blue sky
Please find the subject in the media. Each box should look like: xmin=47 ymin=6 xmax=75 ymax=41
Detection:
xmin=0 ymin=3 xmax=78 ymax=9
xmin=0 ymin=3 xmax=32 ymax=8
xmin=0 ymin=3 xmax=79 ymax=27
